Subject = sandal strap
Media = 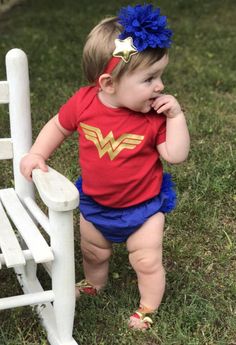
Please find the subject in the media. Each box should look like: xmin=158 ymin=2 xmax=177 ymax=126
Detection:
xmin=132 ymin=311 xmax=153 ymax=326
xmin=75 ymin=279 xmax=97 ymax=295
xmin=76 ymin=279 xmax=93 ymax=288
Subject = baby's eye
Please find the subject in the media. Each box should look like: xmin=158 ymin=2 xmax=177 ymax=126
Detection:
xmin=144 ymin=76 xmax=153 ymax=83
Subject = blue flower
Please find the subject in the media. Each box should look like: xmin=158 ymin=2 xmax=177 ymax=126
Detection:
xmin=118 ymin=4 xmax=173 ymax=51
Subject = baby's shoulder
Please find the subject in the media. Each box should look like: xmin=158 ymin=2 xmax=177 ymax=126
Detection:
xmin=76 ymin=85 xmax=97 ymax=99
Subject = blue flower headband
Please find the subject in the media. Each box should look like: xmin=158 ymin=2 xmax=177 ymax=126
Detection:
xmin=104 ymin=4 xmax=173 ymax=74
xmin=118 ymin=4 xmax=173 ymax=51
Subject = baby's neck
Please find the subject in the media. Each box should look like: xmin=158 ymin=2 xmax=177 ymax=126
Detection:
xmin=98 ymin=90 xmax=118 ymax=109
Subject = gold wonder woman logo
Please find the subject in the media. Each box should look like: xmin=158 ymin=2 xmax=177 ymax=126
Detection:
xmin=80 ymin=122 xmax=144 ymax=160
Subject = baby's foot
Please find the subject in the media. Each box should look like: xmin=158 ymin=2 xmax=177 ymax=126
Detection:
xmin=128 ymin=305 xmax=154 ymax=330
xmin=75 ymin=279 xmax=98 ymax=298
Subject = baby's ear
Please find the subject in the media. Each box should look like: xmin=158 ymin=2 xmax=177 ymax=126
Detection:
xmin=98 ymin=74 xmax=115 ymax=94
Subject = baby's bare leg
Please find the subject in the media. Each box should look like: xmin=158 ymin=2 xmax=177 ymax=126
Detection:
xmin=127 ymin=212 xmax=165 ymax=328
xmin=79 ymin=214 xmax=112 ymax=291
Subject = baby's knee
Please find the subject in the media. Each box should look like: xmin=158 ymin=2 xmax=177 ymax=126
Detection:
xmin=129 ymin=249 xmax=163 ymax=274
xmin=82 ymin=243 xmax=112 ymax=265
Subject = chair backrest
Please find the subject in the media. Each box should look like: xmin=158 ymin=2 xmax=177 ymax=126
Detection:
xmin=0 ymin=48 xmax=34 ymax=201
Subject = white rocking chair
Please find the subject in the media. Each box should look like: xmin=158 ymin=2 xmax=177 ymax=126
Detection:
xmin=0 ymin=48 xmax=80 ymax=345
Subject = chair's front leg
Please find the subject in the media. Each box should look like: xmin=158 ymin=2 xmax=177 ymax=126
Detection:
xmin=49 ymin=209 xmax=76 ymax=344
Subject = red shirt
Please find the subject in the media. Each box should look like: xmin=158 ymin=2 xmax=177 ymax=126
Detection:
xmin=58 ymin=86 xmax=166 ymax=208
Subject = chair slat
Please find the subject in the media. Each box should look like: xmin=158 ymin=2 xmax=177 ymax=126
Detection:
xmin=0 ymin=201 xmax=25 ymax=268
xmin=0 ymin=81 xmax=9 ymax=104
xmin=0 ymin=138 xmax=13 ymax=160
xmin=0 ymin=189 xmax=54 ymax=263
xmin=0 ymin=290 xmax=54 ymax=310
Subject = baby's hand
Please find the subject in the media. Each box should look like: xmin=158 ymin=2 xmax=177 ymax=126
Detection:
xmin=152 ymin=94 xmax=182 ymax=118
xmin=20 ymin=153 xmax=48 ymax=181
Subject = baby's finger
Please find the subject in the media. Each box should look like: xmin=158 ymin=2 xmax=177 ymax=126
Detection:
xmin=38 ymin=161 xmax=48 ymax=172
xmin=155 ymin=104 xmax=170 ymax=114
xmin=153 ymin=94 xmax=172 ymax=106
xmin=152 ymin=99 xmax=170 ymax=112
xmin=24 ymin=168 xmax=33 ymax=181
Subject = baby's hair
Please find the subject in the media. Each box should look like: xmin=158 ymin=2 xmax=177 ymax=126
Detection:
xmin=82 ymin=17 xmax=168 ymax=84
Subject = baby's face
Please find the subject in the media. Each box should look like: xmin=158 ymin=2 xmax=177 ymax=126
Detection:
xmin=112 ymin=54 xmax=169 ymax=113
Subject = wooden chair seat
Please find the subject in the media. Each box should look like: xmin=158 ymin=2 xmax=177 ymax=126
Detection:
xmin=0 ymin=188 xmax=54 ymax=268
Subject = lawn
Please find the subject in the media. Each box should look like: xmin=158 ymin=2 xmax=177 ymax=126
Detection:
xmin=0 ymin=0 xmax=235 ymax=344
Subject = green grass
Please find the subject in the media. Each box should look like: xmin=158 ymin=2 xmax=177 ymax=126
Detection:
xmin=0 ymin=0 xmax=236 ymax=344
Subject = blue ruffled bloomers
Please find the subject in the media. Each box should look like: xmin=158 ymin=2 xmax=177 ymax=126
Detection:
xmin=75 ymin=173 xmax=176 ymax=243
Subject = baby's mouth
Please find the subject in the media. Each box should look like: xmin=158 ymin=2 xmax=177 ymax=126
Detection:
xmin=148 ymin=97 xmax=156 ymax=105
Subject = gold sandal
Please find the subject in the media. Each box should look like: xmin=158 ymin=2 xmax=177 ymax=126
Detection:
xmin=75 ymin=279 xmax=97 ymax=296
xmin=129 ymin=305 xmax=154 ymax=330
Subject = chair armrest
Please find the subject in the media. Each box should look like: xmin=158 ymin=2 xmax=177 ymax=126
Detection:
xmin=32 ymin=166 xmax=79 ymax=212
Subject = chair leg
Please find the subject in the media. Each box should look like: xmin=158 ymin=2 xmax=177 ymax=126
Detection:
xmin=15 ymin=238 xmax=38 ymax=294
xmin=49 ymin=209 xmax=77 ymax=345
xmin=15 ymin=260 xmax=37 ymax=297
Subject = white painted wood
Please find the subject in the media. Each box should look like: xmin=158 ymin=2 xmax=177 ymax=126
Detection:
xmin=15 ymin=264 xmax=78 ymax=345
xmin=0 ymin=81 xmax=9 ymax=103
xmin=6 ymin=49 xmax=34 ymax=202
xmin=0 ymin=290 xmax=54 ymax=310
xmin=24 ymin=196 xmax=51 ymax=235
xmin=0 ymin=201 xmax=25 ymax=268
xmin=0 ymin=188 xmax=54 ymax=263
xmin=49 ymin=209 xmax=76 ymax=343
xmin=0 ymin=138 xmax=13 ymax=160
xmin=42 ymin=261 xmax=52 ymax=277
xmin=14 ymin=264 xmax=61 ymax=343
xmin=32 ymin=167 xmax=79 ymax=212
xmin=0 ymin=249 xmax=35 ymax=266
xmin=0 ymin=48 xmax=79 ymax=345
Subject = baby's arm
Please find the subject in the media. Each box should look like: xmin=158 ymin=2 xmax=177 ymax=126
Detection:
xmin=152 ymin=95 xmax=190 ymax=164
xmin=20 ymin=114 xmax=72 ymax=181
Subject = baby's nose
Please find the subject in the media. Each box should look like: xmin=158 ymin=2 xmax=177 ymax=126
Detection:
xmin=154 ymin=80 xmax=164 ymax=93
